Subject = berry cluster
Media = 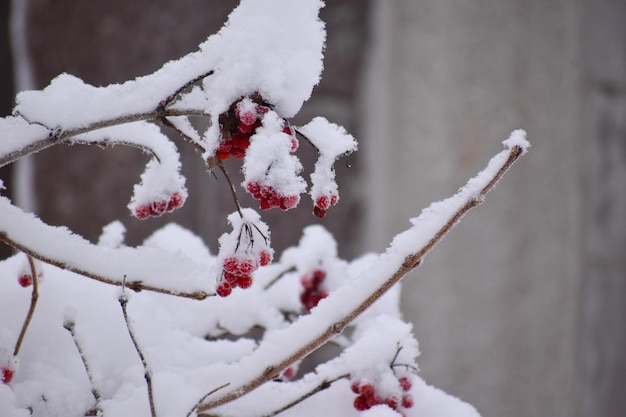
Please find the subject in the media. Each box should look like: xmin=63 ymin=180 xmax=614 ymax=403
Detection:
xmin=216 ymin=96 xmax=300 ymax=162
xmin=300 ymin=269 xmax=329 ymax=312
xmin=351 ymin=376 xmax=414 ymax=415
xmin=1 ymin=367 xmax=14 ymax=384
xmin=133 ymin=192 xmax=184 ymax=219
xmin=313 ymin=194 xmax=338 ymax=218
xmin=216 ymin=250 xmax=272 ymax=297
xmin=216 ymin=97 xmax=266 ymax=161
xmin=246 ymin=181 xmax=300 ymax=211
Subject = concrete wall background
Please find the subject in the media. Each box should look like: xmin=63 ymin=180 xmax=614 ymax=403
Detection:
xmin=362 ymin=1 xmax=625 ymax=416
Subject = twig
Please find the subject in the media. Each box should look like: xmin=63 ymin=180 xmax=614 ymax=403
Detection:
xmin=294 ymin=129 xmax=319 ymax=153
xmin=119 ymin=284 xmax=157 ymax=417
xmin=217 ymin=161 xmax=243 ymax=217
xmin=261 ymin=375 xmax=349 ymax=417
xmin=13 ymin=255 xmax=39 ymax=356
xmin=0 ymin=107 xmax=208 ymax=169
xmin=195 ymin=143 xmax=527 ymax=412
xmin=0 ymin=234 xmax=210 ymax=300
xmin=263 ymin=266 xmax=297 ymax=290
xmin=187 ymin=383 xmax=230 ymax=417
xmin=157 ymin=70 xmax=214 ymax=111
xmin=63 ymin=319 xmax=102 ymax=413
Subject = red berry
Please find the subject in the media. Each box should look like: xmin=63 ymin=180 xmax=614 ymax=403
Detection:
xmin=401 ymin=394 xmax=414 ymax=408
xmin=399 ymin=376 xmax=412 ymax=392
xmin=360 ymin=383 xmax=375 ymax=398
xmin=259 ymin=251 xmax=272 ymax=266
xmin=238 ymin=259 xmax=255 ymax=274
xmin=167 ymin=192 xmax=184 ymax=211
xmin=385 ymin=397 xmax=399 ymax=410
xmin=354 ymin=395 xmax=369 ymax=411
xmin=301 ymin=274 xmax=314 ymax=290
xmin=313 ymin=205 xmax=327 ymax=218
xmin=351 ymin=381 xmax=361 ymax=394
xmin=247 ymin=181 xmax=262 ymax=198
xmin=18 ymin=274 xmax=32 ymax=287
xmin=236 ymin=275 xmax=253 ymax=289
xmin=312 ymin=269 xmax=326 ymax=286
xmin=231 ymin=147 xmax=246 ymax=159
xmin=260 ymin=198 xmax=272 ymax=210
xmin=216 ymin=282 xmax=232 ymax=297
xmin=290 ymin=137 xmax=299 ymax=152
xmin=282 ymin=366 xmax=296 ymax=380
xmin=238 ymin=122 xmax=254 ymax=133
xmin=281 ymin=195 xmax=299 ymax=210
xmin=366 ymin=395 xmax=382 ymax=407
xmin=150 ymin=199 xmax=168 ymax=216
xmin=316 ymin=196 xmax=331 ymax=211
xmin=330 ymin=194 xmax=338 ymax=206
xmin=223 ymin=257 xmax=239 ymax=273
xmin=1 ymin=368 xmax=14 ymax=384
xmin=134 ymin=205 xmax=151 ymax=219
xmin=235 ymin=108 xmax=258 ymax=127
xmin=223 ymin=271 xmax=239 ymax=284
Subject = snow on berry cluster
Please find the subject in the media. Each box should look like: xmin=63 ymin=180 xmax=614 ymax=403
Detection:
xmin=300 ymin=268 xmax=329 ymax=312
xmin=129 ymin=156 xmax=188 ymax=220
xmin=351 ymin=374 xmax=415 ymax=415
xmin=216 ymin=209 xmax=273 ymax=297
xmin=241 ymin=109 xmax=306 ymax=211
xmin=299 ymin=117 xmax=357 ymax=217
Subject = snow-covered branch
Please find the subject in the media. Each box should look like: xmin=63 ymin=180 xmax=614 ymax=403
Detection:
xmin=196 ymin=131 xmax=529 ymax=412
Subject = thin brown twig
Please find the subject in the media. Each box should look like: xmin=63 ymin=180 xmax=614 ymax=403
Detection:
xmin=261 ymin=375 xmax=349 ymax=417
xmin=217 ymin=161 xmax=243 ymax=217
xmin=196 ymin=144 xmax=526 ymax=412
xmin=13 ymin=255 xmax=39 ymax=357
xmin=119 ymin=285 xmax=157 ymax=417
xmin=63 ymin=319 xmax=102 ymax=413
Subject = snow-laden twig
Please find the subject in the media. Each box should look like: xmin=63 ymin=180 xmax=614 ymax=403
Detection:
xmin=119 ymin=284 xmax=157 ymax=417
xmin=259 ymin=375 xmax=349 ymax=417
xmin=195 ymin=131 xmax=529 ymax=412
xmin=62 ymin=319 xmax=102 ymax=415
xmin=13 ymin=255 xmax=39 ymax=356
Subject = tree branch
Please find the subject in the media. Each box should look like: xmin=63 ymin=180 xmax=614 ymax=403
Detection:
xmin=195 ymin=138 xmax=528 ymax=412
xmin=119 ymin=287 xmax=157 ymax=417
xmin=63 ymin=319 xmax=102 ymax=415
xmin=13 ymin=255 xmax=39 ymax=356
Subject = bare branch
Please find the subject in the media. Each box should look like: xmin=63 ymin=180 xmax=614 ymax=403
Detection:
xmin=119 ymin=286 xmax=157 ymax=417
xmin=63 ymin=319 xmax=102 ymax=414
xmin=13 ymin=255 xmax=40 ymax=357
xmin=195 ymin=141 xmax=527 ymax=412
xmin=261 ymin=375 xmax=349 ymax=417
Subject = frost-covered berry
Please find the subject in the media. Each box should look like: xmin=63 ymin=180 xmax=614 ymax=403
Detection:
xmin=216 ymin=282 xmax=232 ymax=298
xmin=150 ymin=199 xmax=168 ymax=216
xmin=259 ymin=250 xmax=272 ymax=266
xmin=167 ymin=192 xmax=184 ymax=211
xmin=18 ymin=274 xmax=32 ymax=288
xmin=236 ymin=275 xmax=253 ymax=289
xmin=1 ymin=367 xmax=14 ymax=384
xmin=300 ymin=269 xmax=329 ymax=312
xmin=354 ymin=396 xmax=369 ymax=411
xmin=134 ymin=205 xmax=151 ymax=219
xmin=401 ymin=394 xmax=414 ymax=408
xmin=399 ymin=376 xmax=412 ymax=392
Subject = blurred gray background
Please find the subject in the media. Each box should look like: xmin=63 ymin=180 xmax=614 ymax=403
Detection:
xmin=1 ymin=1 xmax=624 ymax=416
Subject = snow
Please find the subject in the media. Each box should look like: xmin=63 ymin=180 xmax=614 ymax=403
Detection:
xmin=0 ymin=0 xmax=527 ymax=415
